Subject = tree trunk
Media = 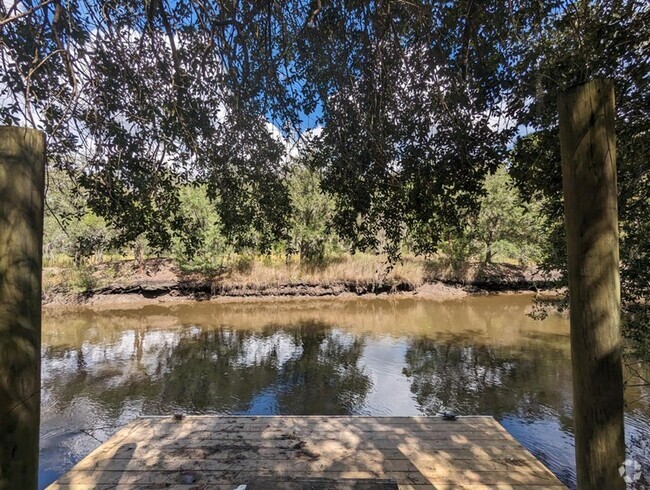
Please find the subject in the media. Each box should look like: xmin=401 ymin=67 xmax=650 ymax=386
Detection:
xmin=558 ymin=80 xmax=625 ymax=489
xmin=0 ymin=126 xmax=45 ymax=490
xmin=484 ymin=244 xmax=493 ymax=263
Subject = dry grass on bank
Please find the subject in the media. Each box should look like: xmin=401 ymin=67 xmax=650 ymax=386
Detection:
xmin=217 ymin=254 xmax=428 ymax=290
xmin=42 ymin=252 xmax=544 ymax=296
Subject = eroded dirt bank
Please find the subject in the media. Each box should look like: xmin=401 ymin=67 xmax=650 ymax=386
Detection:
xmin=42 ymin=258 xmax=560 ymax=307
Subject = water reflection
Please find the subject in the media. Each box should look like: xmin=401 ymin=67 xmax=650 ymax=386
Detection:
xmin=40 ymin=295 xmax=650 ymax=489
xmin=403 ymin=338 xmax=572 ymax=420
xmin=43 ymin=321 xmax=371 ymax=417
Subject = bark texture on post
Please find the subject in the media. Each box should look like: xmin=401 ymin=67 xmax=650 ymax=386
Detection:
xmin=0 ymin=127 xmax=45 ymax=490
xmin=558 ymin=80 xmax=625 ymax=489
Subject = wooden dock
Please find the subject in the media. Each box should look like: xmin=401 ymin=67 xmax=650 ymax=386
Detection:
xmin=49 ymin=416 xmax=566 ymax=489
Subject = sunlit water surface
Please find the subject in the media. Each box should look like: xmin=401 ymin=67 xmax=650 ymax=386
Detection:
xmin=40 ymin=295 xmax=650 ymax=488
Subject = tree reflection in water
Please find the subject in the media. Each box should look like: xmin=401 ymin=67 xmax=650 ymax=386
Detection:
xmin=39 ymin=299 xmax=650 ymax=490
xmin=277 ymin=321 xmax=371 ymax=414
xmin=402 ymin=337 xmax=573 ymax=422
xmin=42 ymin=321 xmax=371 ymax=417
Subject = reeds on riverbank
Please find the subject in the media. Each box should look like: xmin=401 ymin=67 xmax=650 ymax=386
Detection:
xmin=43 ymin=252 xmax=556 ymax=302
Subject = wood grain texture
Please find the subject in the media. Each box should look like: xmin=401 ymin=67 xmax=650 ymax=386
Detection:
xmin=48 ymin=416 xmax=565 ymax=489
xmin=0 ymin=126 xmax=45 ymax=490
xmin=558 ymin=79 xmax=625 ymax=490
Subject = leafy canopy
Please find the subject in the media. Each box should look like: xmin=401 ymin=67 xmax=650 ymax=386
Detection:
xmin=1 ymin=0 xmax=548 ymax=255
xmin=508 ymin=0 xmax=650 ymax=362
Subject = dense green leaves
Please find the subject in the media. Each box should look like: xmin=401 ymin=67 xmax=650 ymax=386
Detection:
xmin=2 ymin=0 xmax=304 ymax=250
xmin=472 ymin=167 xmax=544 ymax=264
xmin=286 ymin=162 xmax=337 ymax=264
xmin=171 ymin=185 xmax=227 ymax=272
xmin=299 ymin=1 xmax=516 ymax=255
xmin=1 ymin=0 xmax=525 ymax=256
xmin=508 ymin=0 xmax=650 ymax=362
xmin=43 ymin=170 xmax=115 ymax=264
xmin=3 ymin=0 xmax=649 ymax=359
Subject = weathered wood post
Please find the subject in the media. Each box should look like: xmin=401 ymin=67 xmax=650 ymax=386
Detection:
xmin=0 ymin=126 xmax=45 ymax=490
xmin=558 ymin=80 xmax=625 ymax=489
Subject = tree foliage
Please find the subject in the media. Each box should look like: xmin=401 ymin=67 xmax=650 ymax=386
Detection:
xmin=171 ymin=185 xmax=227 ymax=273
xmin=434 ymin=166 xmax=545 ymax=269
xmin=473 ymin=167 xmax=544 ymax=264
xmin=286 ymin=161 xmax=337 ymax=265
xmin=1 ymin=0 xmax=533 ymax=257
xmin=3 ymin=1 xmax=650 ymax=359
xmin=2 ymin=0 xmax=302 ymax=250
xmin=299 ymin=1 xmax=517 ymax=256
xmin=508 ymin=0 xmax=650 ymax=362
xmin=43 ymin=169 xmax=115 ymax=264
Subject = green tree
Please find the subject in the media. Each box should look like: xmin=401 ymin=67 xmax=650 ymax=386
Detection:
xmin=434 ymin=167 xmax=545 ymax=268
xmin=172 ymin=186 xmax=227 ymax=273
xmin=1 ymin=0 xmax=525 ymax=257
xmin=2 ymin=0 xmax=300 ymax=252
xmin=44 ymin=170 xmax=115 ymax=265
xmin=286 ymin=163 xmax=336 ymax=265
xmin=473 ymin=167 xmax=544 ymax=264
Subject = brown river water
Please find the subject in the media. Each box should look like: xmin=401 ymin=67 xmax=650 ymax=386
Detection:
xmin=39 ymin=294 xmax=650 ymax=488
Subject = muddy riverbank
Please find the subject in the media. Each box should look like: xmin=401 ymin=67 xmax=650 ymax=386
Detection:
xmin=42 ymin=258 xmax=560 ymax=307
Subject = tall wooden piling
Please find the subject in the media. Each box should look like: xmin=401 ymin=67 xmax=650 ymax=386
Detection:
xmin=0 ymin=126 xmax=46 ymax=490
xmin=558 ymin=80 xmax=625 ymax=489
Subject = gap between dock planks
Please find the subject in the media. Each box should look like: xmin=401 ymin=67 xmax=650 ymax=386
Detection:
xmin=48 ymin=416 xmax=567 ymax=489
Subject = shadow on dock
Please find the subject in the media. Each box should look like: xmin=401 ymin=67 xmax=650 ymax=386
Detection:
xmin=48 ymin=416 xmax=566 ymax=489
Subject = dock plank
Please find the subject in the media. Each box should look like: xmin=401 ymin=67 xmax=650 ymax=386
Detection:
xmin=48 ymin=416 xmax=566 ymax=489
